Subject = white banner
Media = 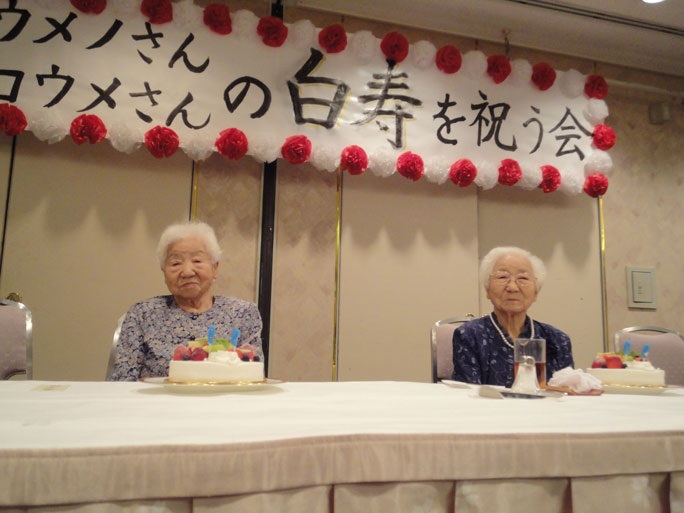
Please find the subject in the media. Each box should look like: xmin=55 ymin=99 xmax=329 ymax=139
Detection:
xmin=0 ymin=0 xmax=614 ymax=195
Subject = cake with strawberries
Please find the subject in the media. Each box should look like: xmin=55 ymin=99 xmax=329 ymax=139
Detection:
xmin=585 ymin=352 xmax=665 ymax=387
xmin=168 ymin=338 xmax=264 ymax=384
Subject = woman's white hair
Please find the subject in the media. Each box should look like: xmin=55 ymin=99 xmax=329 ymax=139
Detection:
xmin=479 ymin=246 xmax=547 ymax=291
xmin=156 ymin=221 xmax=222 ymax=268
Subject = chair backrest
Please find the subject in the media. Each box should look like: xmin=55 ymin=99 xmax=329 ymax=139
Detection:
xmin=431 ymin=314 xmax=475 ymax=383
xmin=106 ymin=314 xmax=126 ymax=380
xmin=0 ymin=299 xmax=33 ymax=380
xmin=614 ymin=326 xmax=684 ymax=386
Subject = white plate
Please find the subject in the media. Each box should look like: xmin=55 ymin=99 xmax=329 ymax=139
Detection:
xmin=140 ymin=377 xmax=284 ymax=393
xmin=601 ymin=384 xmax=676 ymax=395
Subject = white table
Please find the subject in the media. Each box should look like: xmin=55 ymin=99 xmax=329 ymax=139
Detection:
xmin=1 ymin=380 xmax=683 ymax=513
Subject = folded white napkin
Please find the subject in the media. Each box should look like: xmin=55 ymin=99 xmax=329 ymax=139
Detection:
xmin=548 ymin=367 xmax=603 ymax=393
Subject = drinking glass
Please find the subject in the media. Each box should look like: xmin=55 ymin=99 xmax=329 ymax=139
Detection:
xmin=514 ymin=338 xmax=546 ymax=388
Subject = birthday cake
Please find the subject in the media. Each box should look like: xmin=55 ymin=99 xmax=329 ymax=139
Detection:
xmin=168 ymin=337 xmax=264 ymax=384
xmin=585 ymin=352 xmax=665 ymax=387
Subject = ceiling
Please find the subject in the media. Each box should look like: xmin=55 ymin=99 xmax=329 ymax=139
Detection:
xmin=294 ymin=0 xmax=684 ymax=79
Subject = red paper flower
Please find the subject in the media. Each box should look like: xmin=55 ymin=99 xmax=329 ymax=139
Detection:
xmin=145 ymin=126 xmax=179 ymax=158
xmin=498 ymin=159 xmax=522 ymax=186
xmin=531 ymin=62 xmax=556 ymax=91
xmin=448 ymin=159 xmax=477 ymax=187
xmin=70 ymin=114 xmax=107 ymax=145
xmin=339 ymin=145 xmax=368 ymax=175
xmin=487 ymin=55 xmax=511 ymax=84
xmin=583 ymin=173 xmax=609 ymax=198
xmin=0 ymin=103 xmax=27 ymax=136
xmin=215 ymin=128 xmax=248 ymax=160
xmin=396 ymin=151 xmax=424 ymax=181
xmin=592 ymin=124 xmax=616 ymax=151
xmin=585 ymin=75 xmax=608 ymax=99
xmin=380 ymin=31 xmax=409 ymax=65
xmin=70 ymin=0 xmax=106 ymax=14
xmin=436 ymin=45 xmax=462 ymax=74
xmin=203 ymin=4 xmax=232 ymax=35
xmin=141 ymin=0 xmax=173 ymax=24
xmin=539 ymin=165 xmax=561 ymax=193
xmin=257 ymin=16 xmax=288 ymax=47
xmin=281 ymin=135 xmax=311 ymax=164
xmin=318 ymin=24 xmax=347 ymax=54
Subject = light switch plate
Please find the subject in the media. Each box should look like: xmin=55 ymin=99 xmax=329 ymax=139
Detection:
xmin=626 ymin=266 xmax=656 ymax=309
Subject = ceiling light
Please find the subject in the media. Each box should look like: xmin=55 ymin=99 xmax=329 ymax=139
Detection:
xmin=641 ymin=0 xmax=666 ymax=4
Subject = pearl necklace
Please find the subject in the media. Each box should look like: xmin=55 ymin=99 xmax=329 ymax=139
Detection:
xmin=488 ymin=313 xmax=535 ymax=350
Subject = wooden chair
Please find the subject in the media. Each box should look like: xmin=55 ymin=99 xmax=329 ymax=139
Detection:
xmin=614 ymin=326 xmax=684 ymax=386
xmin=0 ymin=298 xmax=33 ymax=380
xmin=430 ymin=314 xmax=475 ymax=383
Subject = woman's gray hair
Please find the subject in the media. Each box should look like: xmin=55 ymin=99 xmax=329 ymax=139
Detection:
xmin=156 ymin=221 xmax=222 ymax=268
xmin=479 ymin=246 xmax=546 ymax=291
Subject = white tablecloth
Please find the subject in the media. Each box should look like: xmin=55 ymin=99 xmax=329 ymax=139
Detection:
xmin=1 ymin=380 xmax=683 ymax=512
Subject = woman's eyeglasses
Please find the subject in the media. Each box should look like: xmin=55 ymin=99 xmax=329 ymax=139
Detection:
xmin=490 ymin=271 xmax=534 ymax=288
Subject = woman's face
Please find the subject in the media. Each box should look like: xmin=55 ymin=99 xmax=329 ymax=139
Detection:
xmin=162 ymin=236 xmax=218 ymax=303
xmin=486 ymin=253 xmax=538 ymax=316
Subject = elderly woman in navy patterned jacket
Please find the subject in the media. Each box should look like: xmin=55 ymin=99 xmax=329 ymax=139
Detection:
xmin=452 ymin=246 xmax=574 ymax=387
xmin=108 ymin=221 xmax=263 ymax=381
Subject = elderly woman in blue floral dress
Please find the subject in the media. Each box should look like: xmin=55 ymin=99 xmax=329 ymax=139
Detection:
xmin=108 ymin=221 xmax=263 ymax=381
xmin=452 ymin=246 xmax=574 ymax=387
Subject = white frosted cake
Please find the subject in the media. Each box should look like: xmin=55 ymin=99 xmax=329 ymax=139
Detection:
xmin=169 ymin=341 xmax=264 ymax=384
xmin=586 ymin=353 xmax=665 ymax=387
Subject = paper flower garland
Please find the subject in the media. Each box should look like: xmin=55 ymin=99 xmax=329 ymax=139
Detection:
xmin=381 ymin=32 xmax=409 ymax=65
xmin=487 ymin=55 xmax=511 ymax=84
xmin=145 ymin=125 xmax=179 ymax=158
xmin=539 ymin=165 xmax=561 ymax=193
xmin=141 ymin=0 xmax=172 ymax=25
xmin=436 ymin=45 xmax=462 ymax=74
xmin=592 ymin=124 xmax=616 ymax=151
xmin=257 ymin=16 xmax=288 ymax=47
xmin=531 ymin=62 xmax=556 ymax=91
xmin=498 ymin=159 xmax=522 ymax=186
xmin=70 ymin=114 xmax=107 ymax=144
xmin=70 ymin=0 xmax=106 ymax=14
xmin=281 ymin=135 xmax=312 ymax=164
xmin=203 ymin=4 xmax=232 ymax=35
xmin=449 ymin=159 xmax=477 ymax=187
xmin=397 ymin=151 xmax=424 ymax=181
xmin=215 ymin=128 xmax=248 ymax=160
xmin=583 ymin=173 xmax=609 ymax=197
xmin=319 ymin=24 xmax=348 ymax=54
xmin=340 ymin=145 xmax=368 ymax=175
xmin=0 ymin=103 xmax=27 ymax=136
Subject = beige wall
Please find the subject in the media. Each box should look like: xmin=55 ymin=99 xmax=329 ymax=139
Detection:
xmin=0 ymin=2 xmax=682 ymax=381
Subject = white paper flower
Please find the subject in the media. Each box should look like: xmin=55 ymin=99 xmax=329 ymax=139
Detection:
xmin=29 ymin=111 xmax=67 ymax=144
xmin=291 ymin=20 xmax=316 ymax=50
xmin=517 ymin=163 xmax=542 ymax=190
xmin=510 ymin=59 xmax=533 ymax=87
xmin=172 ymin=0 xmax=202 ymax=32
xmin=461 ymin=51 xmax=487 ymax=81
xmin=309 ymin=145 xmax=338 ymax=173
xmin=423 ymin=156 xmax=450 ymax=184
xmin=349 ymin=31 xmax=378 ymax=63
xmin=108 ymin=122 xmax=143 ymax=154
xmin=584 ymin=99 xmax=610 ymax=125
xmin=558 ymin=169 xmax=583 ymax=195
xmin=232 ymin=10 xmax=259 ymax=43
xmin=181 ymin=134 xmax=214 ymax=161
xmin=370 ymin=148 xmax=397 ymax=178
xmin=474 ymin=160 xmax=497 ymax=190
xmin=412 ymin=40 xmax=436 ymax=70
xmin=247 ymin=134 xmax=280 ymax=164
xmin=584 ymin=150 xmax=613 ymax=175
xmin=559 ymin=69 xmax=585 ymax=98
